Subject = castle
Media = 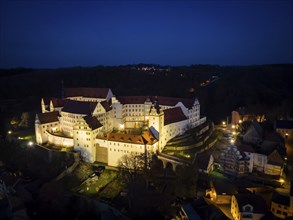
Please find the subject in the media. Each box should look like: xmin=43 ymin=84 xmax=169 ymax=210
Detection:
xmin=35 ymin=88 xmax=206 ymax=166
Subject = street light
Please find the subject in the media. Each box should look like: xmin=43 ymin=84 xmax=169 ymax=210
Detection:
xmin=28 ymin=141 xmax=34 ymax=146
xmin=232 ymin=125 xmax=235 ymax=129
xmin=222 ymin=121 xmax=226 ymax=125
xmin=7 ymin=130 xmax=12 ymax=135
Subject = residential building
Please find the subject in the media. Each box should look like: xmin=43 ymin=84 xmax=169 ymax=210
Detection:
xmin=220 ymin=145 xmax=250 ymax=176
xmin=195 ymin=152 xmax=214 ymax=174
xmin=231 ymin=194 xmax=267 ymax=220
xmin=243 ymin=120 xmax=263 ymax=145
xmin=206 ymin=180 xmax=237 ymax=204
xmin=271 ymin=183 xmax=293 ymax=219
xmin=275 ymin=120 xmax=293 ymax=138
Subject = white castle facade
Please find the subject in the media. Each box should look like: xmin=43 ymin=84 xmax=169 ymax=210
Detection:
xmin=35 ymin=88 xmax=206 ymax=166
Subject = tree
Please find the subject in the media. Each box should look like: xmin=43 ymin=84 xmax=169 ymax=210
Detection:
xmin=174 ymin=163 xmax=198 ymax=198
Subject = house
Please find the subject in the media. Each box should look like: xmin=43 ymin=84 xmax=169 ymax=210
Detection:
xmin=180 ymin=204 xmax=201 ymax=220
xmin=181 ymin=197 xmax=228 ymax=220
xmin=206 ymin=180 xmax=237 ymax=204
xmin=231 ymin=108 xmax=265 ymax=125
xmin=274 ymin=120 xmax=293 ymax=138
xmin=243 ymin=120 xmax=263 ymax=145
xmin=271 ymin=183 xmax=293 ymax=219
xmin=195 ymin=152 xmax=214 ymax=174
xmin=231 ymin=194 xmax=267 ymax=220
xmin=220 ymin=145 xmax=250 ymax=176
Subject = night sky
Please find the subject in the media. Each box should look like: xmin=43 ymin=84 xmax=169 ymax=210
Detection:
xmin=0 ymin=1 xmax=292 ymax=68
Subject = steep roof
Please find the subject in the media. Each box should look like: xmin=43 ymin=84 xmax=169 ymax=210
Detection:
xmin=62 ymin=100 xmax=97 ymax=115
xmin=37 ymin=111 xmax=59 ymax=124
xmin=51 ymin=98 xmax=65 ymax=108
xmin=142 ymin=130 xmax=158 ymax=145
xmin=272 ymin=192 xmax=290 ymax=206
xmin=83 ymin=115 xmax=103 ymax=130
xmin=264 ymin=131 xmax=284 ymax=143
xmin=235 ymin=194 xmax=267 ymax=214
xmin=100 ymin=100 xmax=112 ymax=112
xmin=191 ymin=197 xmax=228 ymax=220
xmin=267 ymin=150 xmax=284 ymax=166
xmin=212 ymin=180 xmax=237 ymax=195
xmin=64 ymin=87 xmax=110 ymax=98
xmin=117 ymin=96 xmax=148 ymax=104
xmin=155 ymin=96 xmax=194 ymax=109
xmin=251 ymin=120 xmax=263 ymax=137
xmin=106 ymin=133 xmax=145 ymax=145
xmin=275 ymin=120 xmax=293 ymax=129
xmin=236 ymin=142 xmax=255 ymax=153
xmin=116 ymin=96 xmax=195 ymax=109
xmin=163 ymin=107 xmax=187 ymax=125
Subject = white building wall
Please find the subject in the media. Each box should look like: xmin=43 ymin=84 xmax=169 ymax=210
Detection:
xmin=46 ymin=131 xmax=73 ymax=147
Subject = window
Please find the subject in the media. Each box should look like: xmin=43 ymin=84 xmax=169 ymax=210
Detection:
xmin=244 ymin=206 xmax=252 ymax=212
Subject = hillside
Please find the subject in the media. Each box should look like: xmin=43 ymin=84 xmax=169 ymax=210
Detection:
xmin=0 ymin=64 xmax=292 ymax=123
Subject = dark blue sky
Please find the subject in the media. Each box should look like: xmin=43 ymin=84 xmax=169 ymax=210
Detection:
xmin=1 ymin=1 xmax=292 ymax=68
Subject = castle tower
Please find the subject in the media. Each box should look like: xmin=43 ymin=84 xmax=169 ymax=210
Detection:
xmin=148 ymin=100 xmax=164 ymax=152
xmin=41 ymin=98 xmax=46 ymax=113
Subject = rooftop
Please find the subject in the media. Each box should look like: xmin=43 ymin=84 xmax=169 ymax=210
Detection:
xmin=235 ymin=194 xmax=267 ymax=214
xmin=62 ymin=100 xmax=97 ymax=115
xmin=163 ymin=107 xmax=187 ymax=125
xmin=275 ymin=120 xmax=293 ymax=129
xmin=83 ymin=115 xmax=103 ymax=130
xmin=36 ymin=111 xmax=59 ymax=124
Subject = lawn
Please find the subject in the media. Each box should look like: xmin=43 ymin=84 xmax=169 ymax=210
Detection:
xmin=78 ymin=169 xmax=118 ymax=197
xmin=98 ymin=177 xmax=124 ymax=199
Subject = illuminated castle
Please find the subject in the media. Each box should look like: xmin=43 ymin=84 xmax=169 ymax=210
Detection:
xmin=35 ymin=88 xmax=206 ymax=166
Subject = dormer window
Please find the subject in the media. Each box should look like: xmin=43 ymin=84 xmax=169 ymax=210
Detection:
xmin=243 ymin=205 xmax=252 ymax=212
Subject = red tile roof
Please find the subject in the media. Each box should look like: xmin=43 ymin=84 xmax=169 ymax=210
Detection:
xmin=64 ymin=87 xmax=110 ymax=98
xmin=37 ymin=111 xmax=59 ymax=124
xmin=83 ymin=115 xmax=103 ymax=130
xmin=106 ymin=132 xmax=145 ymax=145
xmin=62 ymin=100 xmax=97 ymax=115
xmin=142 ymin=130 xmax=158 ymax=145
xmin=163 ymin=107 xmax=187 ymax=125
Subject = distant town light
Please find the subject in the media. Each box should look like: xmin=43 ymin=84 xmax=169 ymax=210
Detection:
xmin=28 ymin=141 xmax=34 ymax=146
xmin=7 ymin=130 xmax=12 ymax=134
xmin=232 ymin=125 xmax=235 ymax=129
xmin=222 ymin=121 xmax=226 ymax=125
xmin=232 ymin=131 xmax=236 ymax=135
xmin=239 ymin=120 xmax=242 ymax=124
xmin=230 ymin=139 xmax=235 ymax=144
